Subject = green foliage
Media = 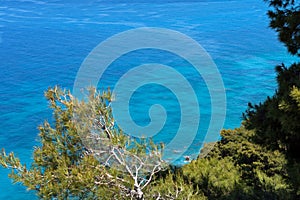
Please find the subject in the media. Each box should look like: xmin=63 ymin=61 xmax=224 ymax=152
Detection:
xmin=0 ymin=86 xmax=165 ymax=199
xmin=216 ymin=129 xmax=288 ymax=179
xmin=2 ymin=86 xmax=296 ymax=199
xmin=264 ymin=0 xmax=300 ymax=55
xmin=145 ymin=170 xmax=205 ymax=200
xmin=256 ymin=170 xmax=290 ymax=197
xmin=244 ymin=63 xmax=300 ymax=158
xmin=245 ymin=1 xmax=300 ymax=157
xmin=181 ymin=127 xmax=294 ymax=200
xmin=183 ymin=156 xmax=242 ymax=199
xmin=242 ymin=1 xmax=300 ymax=197
xmin=1 ymin=1 xmax=300 ymax=199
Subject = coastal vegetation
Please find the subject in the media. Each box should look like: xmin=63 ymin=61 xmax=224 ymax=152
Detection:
xmin=0 ymin=0 xmax=299 ymax=199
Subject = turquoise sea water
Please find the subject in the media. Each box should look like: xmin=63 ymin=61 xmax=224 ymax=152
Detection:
xmin=0 ymin=0 xmax=298 ymax=198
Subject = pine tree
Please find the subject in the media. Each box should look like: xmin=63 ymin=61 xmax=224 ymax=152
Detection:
xmin=0 ymin=86 xmax=166 ymax=199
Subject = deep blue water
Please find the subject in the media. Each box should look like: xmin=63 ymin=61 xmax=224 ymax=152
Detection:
xmin=0 ymin=0 xmax=298 ymax=199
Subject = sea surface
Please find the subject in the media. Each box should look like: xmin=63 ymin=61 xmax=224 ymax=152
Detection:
xmin=0 ymin=0 xmax=298 ymax=199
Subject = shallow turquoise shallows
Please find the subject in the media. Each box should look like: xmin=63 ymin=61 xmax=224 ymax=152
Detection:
xmin=0 ymin=0 xmax=298 ymax=199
